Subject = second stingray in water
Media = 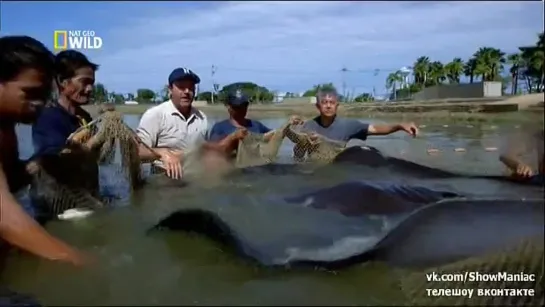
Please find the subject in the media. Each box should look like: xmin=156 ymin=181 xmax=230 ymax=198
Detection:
xmin=150 ymin=179 xmax=544 ymax=270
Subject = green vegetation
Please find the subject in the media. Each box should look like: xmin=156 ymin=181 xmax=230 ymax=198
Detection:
xmin=91 ymin=32 xmax=543 ymax=105
xmin=385 ymin=32 xmax=544 ymax=100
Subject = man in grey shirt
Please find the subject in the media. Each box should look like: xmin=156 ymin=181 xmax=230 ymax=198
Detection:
xmin=294 ymin=89 xmax=419 ymax=159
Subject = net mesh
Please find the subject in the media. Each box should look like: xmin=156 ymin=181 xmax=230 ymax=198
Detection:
xmin=234 ymin=121 xmax=290 ymax=168
xmin=30 ymin=106 xmax=143 ymax=217
xmin=400 ymin=236 xmax=544 ymax=306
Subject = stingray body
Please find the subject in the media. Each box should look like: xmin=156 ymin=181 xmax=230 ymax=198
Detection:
xmin=367 ymin=198 xmax=544 ymax=269
xmin=334 ymin=146 xmax=463 ymax=178
xmin=150 ymin=179 xmax=543 ymax=270
xmin=283 ymin=180 xmax=460 ymax=216
xmin=334 ymin=146 xmax=545 ymax=186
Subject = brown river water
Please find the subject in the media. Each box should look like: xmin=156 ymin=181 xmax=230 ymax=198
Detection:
xmin=2 ymin=113 xmax=543 ymax=305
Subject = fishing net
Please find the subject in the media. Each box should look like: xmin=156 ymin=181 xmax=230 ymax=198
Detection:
xmin=29 ymin=105 xmax=144 ymax=218
xmin=234 ymin=121 xmax=290 ymax=168
xmin=400 ymin=236 xmax=544 ymax=306
xmin=233 ymin=120 xmax=348 ymax=166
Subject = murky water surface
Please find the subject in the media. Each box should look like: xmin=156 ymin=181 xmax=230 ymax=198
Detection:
xmin=3 ymin=114 xmax=543 ymax=305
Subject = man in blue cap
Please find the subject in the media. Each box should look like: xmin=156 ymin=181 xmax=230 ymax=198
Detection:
xmin=137 ymin=67 xmax=209 ymax=179
xmin=207 ymin=90 xmax=276 ymax=155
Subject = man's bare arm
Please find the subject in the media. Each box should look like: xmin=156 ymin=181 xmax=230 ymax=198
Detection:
xmin=368 ymin=124 xmax=402 ymax=136
xmin=0 ymin=165 xmax=84 ymax=264
xmin=499 ymin=154 xmax=527 ymax=172
xmin=202 ymin=133 xmax=240 ymax=154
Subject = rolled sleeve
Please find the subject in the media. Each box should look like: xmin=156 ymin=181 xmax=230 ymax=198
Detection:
xmin=348 ymin=120 xmax=369 ymax=141
xmin=136 ymin=109 xmax=161 ymax=147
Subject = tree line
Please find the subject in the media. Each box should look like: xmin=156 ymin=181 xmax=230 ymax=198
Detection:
xmin=92 ymin=31 xmax=543 ymax=104
xmin=92 ymin=81 xmax=374 ymax=105
xmin=385 ymin=32 xmax=544 ymax=100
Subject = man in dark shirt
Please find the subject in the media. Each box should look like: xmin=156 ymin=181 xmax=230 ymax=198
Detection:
xmin=208 ymin=91 xmax=275 ymax=155
xmin=208 ymin=91 xmax=272 ymax=140
xmin=32 ymin=50 xmax=96 ymax=157
xmin=0 ymin=35 xmax=86 ymax=268
xmin=30 ymin=50 xmax=99 ymax=218
xmin=294 ymin=89 xmax=419 ymax=160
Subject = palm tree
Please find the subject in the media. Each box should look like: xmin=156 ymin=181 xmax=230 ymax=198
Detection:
xmin=472 ymin=47 xmax=506 ymax=81
xmin=445 ymin=58 xmax=464 ymax=84
xmin=412 ymin=56 xmax=430 ymax=87
xmin=386 ymin=71 xmax=403 ymax=100
xmin=427 ymin=61 xmax=445 ymax=86
xmin=507 ymin=53 xmax=522 ymax=95
xmin=464 ymin=58 xmax=477 ymax=83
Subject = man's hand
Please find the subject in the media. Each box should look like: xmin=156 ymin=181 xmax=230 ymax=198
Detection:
xmin=398 ymin=122 xmax=418 ymax=137
xmin=307 ymin=132 xmax=320 ymax=144
xmin=157 ymin=149 xmax=183 ymax=179
xmin=230 ymin=128 xmax=248 ymax=141
xmin=288 ymin=115 xmax=303 ymax=125
xmin=513 ymin=163 xmax=534 ymax=179
xmin=26 ymin=161 xmax=40 ymax=175
xmin=68 ymin=127 xmax=91 ymax=144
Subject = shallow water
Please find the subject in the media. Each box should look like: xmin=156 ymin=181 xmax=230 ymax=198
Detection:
xmin=4 ymin=114 xmax=543 ymax=305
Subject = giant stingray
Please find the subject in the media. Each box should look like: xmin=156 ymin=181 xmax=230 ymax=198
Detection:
xmin=149 ymin=179 xmax=544 ymax=270
xmin=239 ymin=145 xmax=544 ymax=186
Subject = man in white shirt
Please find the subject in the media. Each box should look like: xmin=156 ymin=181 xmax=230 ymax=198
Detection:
xmin=137 ymin=67 xmax=209 ymax=179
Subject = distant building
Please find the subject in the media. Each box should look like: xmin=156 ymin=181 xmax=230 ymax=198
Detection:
xmin=124 ymin=100 xmax=139 ymax=105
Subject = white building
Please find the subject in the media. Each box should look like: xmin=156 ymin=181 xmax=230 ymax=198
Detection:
xmin=124 ymin=100 xmax=139 ymax=105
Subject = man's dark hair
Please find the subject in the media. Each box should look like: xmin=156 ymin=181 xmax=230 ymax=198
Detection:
xmin=0 ymin=35 xmax=55 ymax=83
xmin=55 ymin=50 xmax=99 ymax=82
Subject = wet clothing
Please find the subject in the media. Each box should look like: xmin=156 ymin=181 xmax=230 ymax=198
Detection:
xmin=32 ymin=103 xmax=92 ymax=157
xmin=30 ymin=103 xmax=95 ymax=222
xmin=301 ymin=116 xmax=369 ymax=142
xmin=207 ymin=119 xmax=271 ymax=142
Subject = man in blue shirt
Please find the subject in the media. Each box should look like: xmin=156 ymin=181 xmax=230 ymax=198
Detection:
xmin=208 ymin=91 xmax=275 ymax=155
xmin=294 ymin=89 xmax=419 ymax=160
xmin=30 ymin=50 xmax=100 ymax=218
xmin=32 ymin=50 xmax=97 ymax=156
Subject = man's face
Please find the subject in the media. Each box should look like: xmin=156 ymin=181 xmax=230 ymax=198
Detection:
xmin=0 ymin=68 xmax=51 ymax=124
xmin=227 ymin=103 xmax=248 ymax=120
xmin=58 ymin=66 xmax=95 ymax=105
xmin=169 ymin=79 xmax=196 ymax=108
xmin=316 ymin=94 xmax=338 ymax=117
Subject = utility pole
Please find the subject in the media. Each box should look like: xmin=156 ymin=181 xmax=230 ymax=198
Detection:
xmin=341 ymin=67 xmax=348 ymax=102
xmin=211 ymin=65 xmax=217 ymax=104
xmin=373 ymin=69 xmax=379 ymax=99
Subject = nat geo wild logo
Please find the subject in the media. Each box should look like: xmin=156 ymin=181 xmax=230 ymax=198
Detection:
xmin=53 ymin=30 xmax=103 ymax=51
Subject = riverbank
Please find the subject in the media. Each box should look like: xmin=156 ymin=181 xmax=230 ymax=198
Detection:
xmin=84 ymin=93 xmax=544 ymax=120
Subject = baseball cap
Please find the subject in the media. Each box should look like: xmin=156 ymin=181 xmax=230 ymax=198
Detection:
xmin=226 ymin=90 xmax=249 ymax=106
xmin=168 ymin=67 xmax=200 ymax=86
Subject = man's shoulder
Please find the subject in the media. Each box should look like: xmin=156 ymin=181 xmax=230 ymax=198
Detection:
xmin=191 ymin=107 xmax=208 ymax=122
xmin=249 ymin=118 xmax=265 ymax=126
xmin=141 ymin=103 xmax=167 ymax=119
xmin=34 ymin=105 xmax=64 ymax=125
xmin=211 ymin=119 xmax=230 ymax=130
xmin=335 ymin=117 xmax=366 ymax=127
xmin=302 ymin=116 xmax=320 ymax=128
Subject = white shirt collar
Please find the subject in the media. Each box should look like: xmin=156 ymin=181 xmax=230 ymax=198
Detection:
xmin=165 ymin=100 xmax=202 ymax=122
